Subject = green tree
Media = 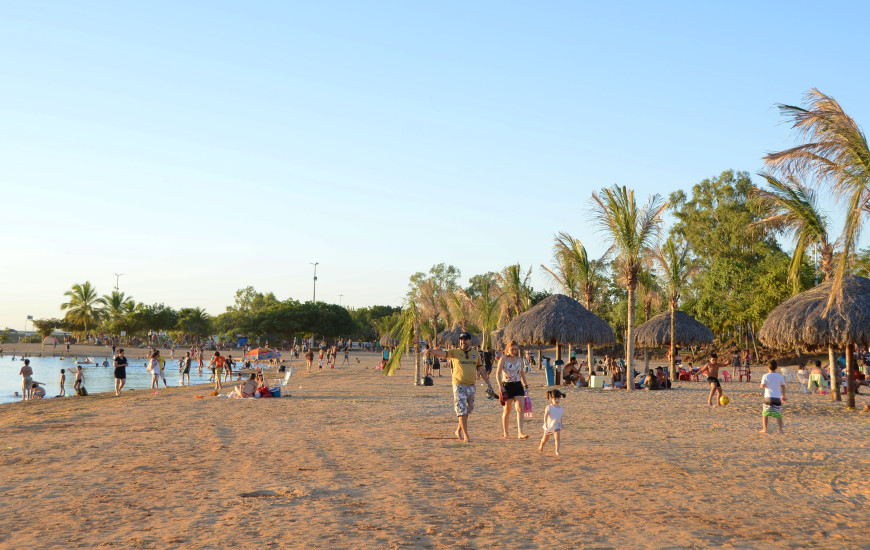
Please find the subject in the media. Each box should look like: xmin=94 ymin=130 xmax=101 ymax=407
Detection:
xmin=592 ymin=185 xmax=667 ymax=389
xmin=32 ymin=318 xmax=64 ymax=339
xmin=61 ymin=281 xmax=103 ymax=334
xmin=176 ymin=307 xmax=213 ymax=342
xmin=751 ymin=173 xmax=834 ymax=291
xmin=654 ymin=238 xmax=699 ymax=380
xmin=763 ymin=88 xmax=870 ymax=310
xmin=497 ymin=264 xmax=532 ymax=321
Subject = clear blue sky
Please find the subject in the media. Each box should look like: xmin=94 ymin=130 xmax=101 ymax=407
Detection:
xmin=1 ymin=0 xmax=867 ymax=330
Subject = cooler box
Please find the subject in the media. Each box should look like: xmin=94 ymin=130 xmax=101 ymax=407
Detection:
xmin=545 ymin=365 xmax=555 ymax=386
xmin=589 ymin=375 xmax=605 ymax=388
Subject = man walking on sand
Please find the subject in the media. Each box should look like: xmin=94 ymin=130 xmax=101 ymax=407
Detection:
xmin=428 ymin=332 xmax=494 ymax=443
xmin=696 ymin=353 xmax=729 ymax=407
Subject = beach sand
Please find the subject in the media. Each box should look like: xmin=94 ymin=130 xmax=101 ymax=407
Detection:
xmin=1 ymin=352 xmax=869 ymax=549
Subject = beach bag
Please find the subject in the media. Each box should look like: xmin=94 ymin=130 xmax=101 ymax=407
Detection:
xmin=257 ymin=387 xmax=272 ymax=398
xmin=432 ymin=357 xmax=440 ymax=370
xmin=422 ymin=376 xmax=433 ymax=386
xmin=523 ymin=395 xmax=532 ymax=418
xmin=76 ymin=386 xmax=88 ymax=397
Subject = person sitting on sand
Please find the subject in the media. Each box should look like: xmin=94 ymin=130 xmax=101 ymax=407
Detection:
xmin=643 ymin=369 xmax=660 ymax=390
xmin=655 ymin=366 xmax=671 ymax=389
xmin=696 ymin=354 xmax=729 ymax=406
xmin=234 ymin=373 xmax=259 ymax=398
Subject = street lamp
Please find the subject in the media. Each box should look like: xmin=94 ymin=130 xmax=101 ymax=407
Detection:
xmin=310 ymin=262 xmax=319 ymax=303
xmin=338 ymin=294 xmax=344 ymax=307
xmin=114 ymin=273 xmax=124 ymax=292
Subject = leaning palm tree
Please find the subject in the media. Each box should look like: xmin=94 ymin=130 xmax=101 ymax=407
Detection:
xmin=763 ymin=88 xmax=870 ymax=307
xmin=61 ymin=281 xmax=103 ymax=335
xmin=383 ymin=299 xmax=423 ymax=384
xmin=751 ymin=173 xmax=834 ymax=291
xmin=591 ymin=185 xmax=667 ymax=390
xmin=444 ymin=288 xmax=473 ymax=331
xmin=497 ymin=264 xmax=532 ymax=321
xmin=750 ymin=173 xmax=841 ymax=400
xmin=548 ymin=232 xmax=607 ymax=371
xmin=653 ymin=238 xmax=699 ymax=381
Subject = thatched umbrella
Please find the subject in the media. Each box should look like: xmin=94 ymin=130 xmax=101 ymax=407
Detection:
xmin=759 ymin=275 xmax=870 ymax=408
xmin=379 ymin=334 xmax=398 ymax=348
xmin=437 ymin=325 xmax=482 ymax=347
xmin=635 ymin=310 xmax=714 ymax=377
xmin=491 ymin=327 xmax=506 ymax=350
xmin=503 ymin=294 xmax=615 ymax=385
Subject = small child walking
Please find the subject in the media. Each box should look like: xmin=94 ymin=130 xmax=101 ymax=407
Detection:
xmin=539 ymin=389 xmax=565 ymax=455
xmin=760 ymin=360 xmax=786 ymax=435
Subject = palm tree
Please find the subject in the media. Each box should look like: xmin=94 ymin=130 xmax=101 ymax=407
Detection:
xmin=750 ymin=173 xmax=841 ymax=400
xmin=546 ymin=232 xmax=607 ymax=372
xmin=101 ymin=290 xmax=135 ymax=320
xmin=763 ymin=88 xmax=870 ymax=306
xmin=497 ymin=264 xmax=531 ymax=321
xmin=592 ymin=185 xmax=667 ymax=390
xmin=654 ymin=238 xmax=699 ymax=381
xmin=61 ymin=281 xmax=103 ymax=335
xmin=751 ymin=173 xmax=834 ymax=292
xmin=444 ymin=289 xmax=473 ymax=331
xmin=177 ymin=307 xmax=213 ymax=344
xmin=383 ymin=300 xmax=423 ymax=384
xmin=415 ymin=280 xmax=441 ymax=347
xmin=464 ymin=281 xmax=503 ymax=350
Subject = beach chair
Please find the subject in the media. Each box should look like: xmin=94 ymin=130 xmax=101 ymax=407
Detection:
xmin=736 ymin=366 xmax=751 ymax=382
xmin=780 ymin=368 xmax=793 ymax=383
xmin=721 ymin=371 xmax=732 ymax=382
xmin=808 ymin=373 xmax=828 ymax=393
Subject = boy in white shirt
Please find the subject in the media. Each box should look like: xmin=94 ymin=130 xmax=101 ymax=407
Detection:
xmin=760 ymin=360 xmax=786 ymax=435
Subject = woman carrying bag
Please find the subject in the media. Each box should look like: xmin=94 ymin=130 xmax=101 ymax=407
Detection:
xmin=495 ymin=340 xmax=530 ymax=439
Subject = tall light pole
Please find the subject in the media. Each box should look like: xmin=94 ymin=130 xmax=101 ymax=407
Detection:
xmin=114 ymin=273 xmax=124 ymax=292
xmin=338 ymin=294 xmax=344 ymax=307
xmin=310 ymin=262 xmax=319 ymax=303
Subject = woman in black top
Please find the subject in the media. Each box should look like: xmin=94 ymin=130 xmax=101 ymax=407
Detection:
xmin=113 ymin=349 xmax=128 ymax=396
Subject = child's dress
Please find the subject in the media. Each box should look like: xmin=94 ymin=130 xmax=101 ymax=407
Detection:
xmin=542 ymin=404 xmax=563 ymax=434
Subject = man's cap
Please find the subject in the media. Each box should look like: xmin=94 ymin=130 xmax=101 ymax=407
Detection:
xmin=458 ymin=331 xmax=472 ymax=340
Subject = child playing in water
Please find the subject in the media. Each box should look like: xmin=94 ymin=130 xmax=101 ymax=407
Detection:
xmin=539 ymin=389 xmax=565 ymax=455
xmin=59 ymin=369 xmax=66 ymax=397
xmin=73 ymin=366 xmax=85 ymax=395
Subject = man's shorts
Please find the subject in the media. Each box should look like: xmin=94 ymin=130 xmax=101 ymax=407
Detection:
xmin=707 ymin=376 xmax=721 ymax=388
xmin=452 ymin=384 xmax=476 ymax=416
xmin=762 ymin=397 xmax=783 ymax=418
xmin=22 ymin=376 xmax=32 ymax=393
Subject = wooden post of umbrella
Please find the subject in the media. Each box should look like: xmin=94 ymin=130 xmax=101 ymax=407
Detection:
xmin=555 ymin=344 xmax=562 ymax=386
xmin=846 ymin=344 xmax=856 ymax=409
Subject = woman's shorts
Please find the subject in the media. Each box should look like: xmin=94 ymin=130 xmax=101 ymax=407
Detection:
xmin=114 ymin=368 xmax=126 ymax=380
xmin=503 ymin=381 xmax=525 ymax=399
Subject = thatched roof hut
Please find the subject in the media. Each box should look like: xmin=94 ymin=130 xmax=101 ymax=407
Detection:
xmin=491 ymin=327 xmax=506 ymax=350
xmin=379 ymin=334 xmax=398 ymax=347
xmin=634 ymin=310 xmax=714 ymax=347
xmin=503 ymin=294 xmax=615 ymax=346
xmin=438 ymin=325 xmax=482 ymax=347
xmin=759 ymin=275 xmax=870 ymax=350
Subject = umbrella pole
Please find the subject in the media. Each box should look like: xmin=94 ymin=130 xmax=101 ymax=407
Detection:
xmin=846 ymin=343 xmax=856 ymax=409
xmin=828 ymin=346 xmax=841 ymax=401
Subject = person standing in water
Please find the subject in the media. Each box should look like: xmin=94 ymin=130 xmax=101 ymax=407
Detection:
xmin=113 ymin=349 xmax=128 ymax=396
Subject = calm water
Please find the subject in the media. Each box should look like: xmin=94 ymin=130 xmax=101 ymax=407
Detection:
xmin=0 ymin=355 xmax=217 ymax=404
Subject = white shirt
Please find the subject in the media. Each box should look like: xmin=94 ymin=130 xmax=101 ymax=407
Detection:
xmin=761 ymin=372 xmax=785 ymax=399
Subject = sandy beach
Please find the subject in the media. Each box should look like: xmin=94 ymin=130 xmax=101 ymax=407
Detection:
xmin=2 ymin=350 xmax=869 ymax=549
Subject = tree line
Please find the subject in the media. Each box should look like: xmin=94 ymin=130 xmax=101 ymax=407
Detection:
xmin=29 ymin=285 xmax=400 ymax=345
